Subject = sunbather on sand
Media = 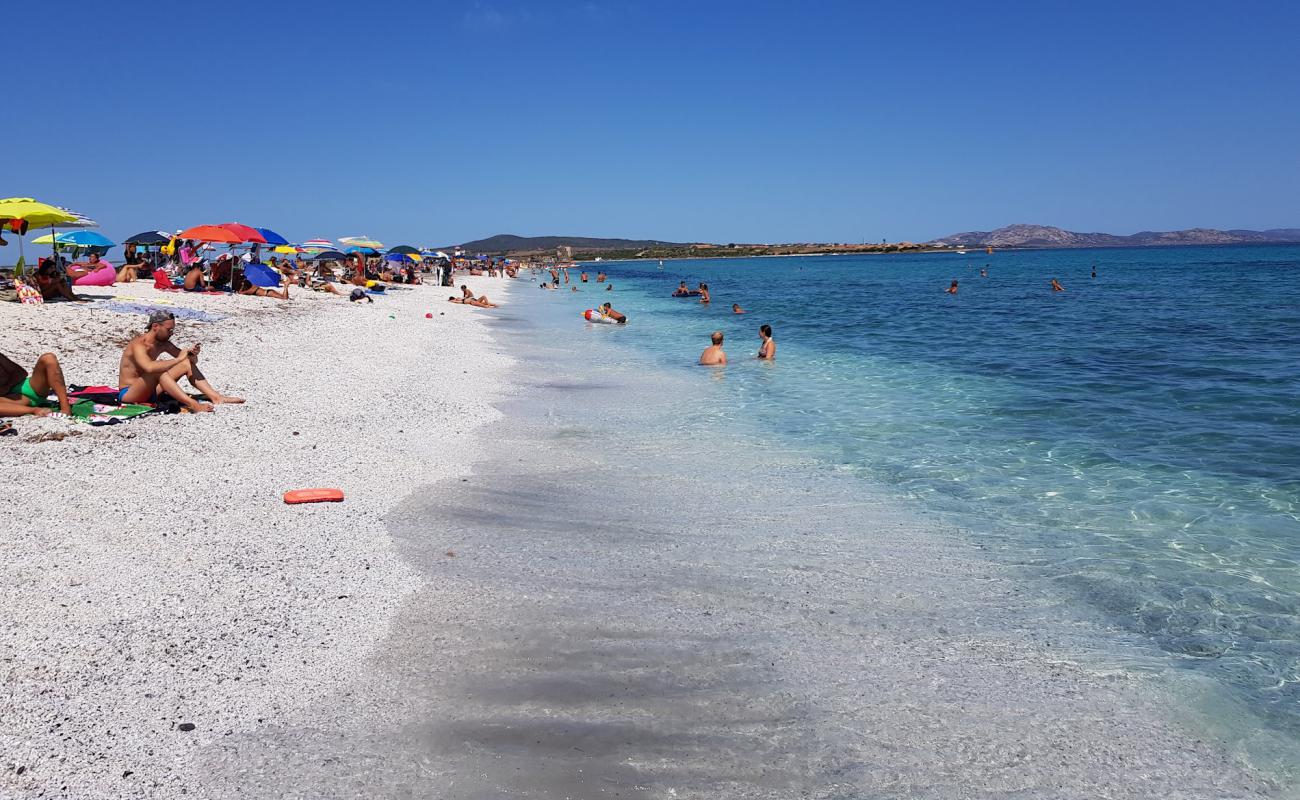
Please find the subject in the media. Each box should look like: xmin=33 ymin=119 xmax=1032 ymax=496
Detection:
xmin=448 ymin=295 xmax=497 ymax=308
xmin=183 ymin=262 xmax=209 ymax=292
xmin=238 ymin=278 xmax=289 ymax=299
xmin=118 ymin=311 xmax=244 ymax=412
xmin=0 ymin=351 xmax=72 ymax=417
xmin=34 ymin=262 xmax=86 ymax=302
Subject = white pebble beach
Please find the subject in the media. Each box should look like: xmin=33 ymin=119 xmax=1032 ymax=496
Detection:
xmin=0 ymin=276 xmax=513 ymax=797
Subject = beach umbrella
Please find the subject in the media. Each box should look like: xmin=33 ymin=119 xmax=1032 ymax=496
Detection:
xmin=343 ymin=245 xmax=378 ymax=254
xmin=243 ymin=262 xmax=281 ymax=288
xmin=383 ymin=251 xmax=415 ymax=262
xmin=299 ymin=238 xmax=335 ymax=252
xmin=271 ymin=244 xmax=300 ymax=255
xmin=125 ymin=231 xmax=171 ymax=246
xmin=255 ymin=227 xmax=289 ymax=246
xmin=178 ymin=225 xmax=243 ymax=244
xmin=310 ymin=250 xmax=347 ymax=261
xmin=0 ymin=197 xmax=79 ymax=273
xmin=217 ymin=222 xmax=267 ymax=244
xmin=339 ymin=236 xmax=384 ymax=250
xmin=387 ymin=245 xmax=420 ymax=255
xmin=33 ymin=230 xmax=115 ymax=248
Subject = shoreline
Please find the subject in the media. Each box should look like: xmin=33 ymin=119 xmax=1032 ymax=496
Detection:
xmin=0 ymin=277 xmax=514 ymax=797
xmin=176 ymin=280 xmax=1287 ymax=798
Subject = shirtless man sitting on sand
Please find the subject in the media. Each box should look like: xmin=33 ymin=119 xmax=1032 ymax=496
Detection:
xmin=118 ymin=311 xmax=244 ymax=413
xmin=699 ymin=331 xmax=727 ymax=366
xmin=0 ymin=351 xmax=72 ymax=417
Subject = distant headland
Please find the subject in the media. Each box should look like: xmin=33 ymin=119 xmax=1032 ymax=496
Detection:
xmin=451 ymin=224 xmax=1300 ymax=259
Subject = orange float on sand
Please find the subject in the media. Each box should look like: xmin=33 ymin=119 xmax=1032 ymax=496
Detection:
xmin=283 ymin=488 xmax=345 ymax=504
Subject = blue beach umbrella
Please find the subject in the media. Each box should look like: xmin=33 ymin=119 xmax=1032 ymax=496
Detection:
xmin=343 ymin=245 xmax=378 ymax=255
xmin=34 ymin=229 xmax=115 ymax=248
xmin=243 ymin=262 xmax=282 ymax=288
xmin=383 ymin=251 xmax=415 ymax=262
xmin=255 ymin=227 xmax=289 ymax=246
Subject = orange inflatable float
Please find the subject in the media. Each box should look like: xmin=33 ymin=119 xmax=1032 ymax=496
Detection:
xmin=283 ymin=488 xmax=345 ymax=504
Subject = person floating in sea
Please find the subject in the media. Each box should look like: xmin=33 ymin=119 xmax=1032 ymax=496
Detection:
xmin=946 ymin=280 xmax=959 ymax=295
xmin=699 ymin=331 xmax=727 ymax=366
xmin=732 ymin=303 xmax=745 ymax=314
xmin=699 ymin=283 xmax=711 ymax=304
xmin=1091 ymin=265 xmax=1097 ymax=279
xmin=980 ymin=266 xmax=988 ymax=278
xmin=606 ymin=283 xmax=613 ymax=291
xmin=0 ymin=351 xmax=72 ymax=417
xmin=1051 ymin=278 xmax=1065 ymax=292
xmin=118 ymin=311 xmax=244 ymax=412
xmin=757 ymin=324 xmax=776 ymax=360
xmin=600 ymin=302 xmax=626 ymax=324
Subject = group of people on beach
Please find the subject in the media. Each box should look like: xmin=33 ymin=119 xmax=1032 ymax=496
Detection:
xmin=2 ymin=310 xmax=242 ymax=420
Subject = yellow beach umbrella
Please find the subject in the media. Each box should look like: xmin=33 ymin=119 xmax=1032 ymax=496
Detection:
xmin=272 ymin=245 xmax=300 ymax=255
xmin=0 ymin=197 xmax=78 ymax=275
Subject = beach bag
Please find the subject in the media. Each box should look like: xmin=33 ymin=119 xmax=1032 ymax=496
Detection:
xmin=15 ymin=279 xmax=43 ymax=305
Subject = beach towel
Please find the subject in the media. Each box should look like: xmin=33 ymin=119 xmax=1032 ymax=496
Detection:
xmin=16 ymin=279 xmax=42 ymax=305
xmin=69 ymin=385 xmax=122 ymax=404
xmin=69 ymin=400 xmax=159 ymax=426
xmin=92 ymin=301 xmax=228 ymax=323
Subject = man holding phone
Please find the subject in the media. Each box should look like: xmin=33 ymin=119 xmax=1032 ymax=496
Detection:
xmin=117 ymin=311 xmax=244 ymax=412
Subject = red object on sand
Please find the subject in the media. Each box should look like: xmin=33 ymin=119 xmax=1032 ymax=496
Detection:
xmin=283 ymin=488 xmax=345 ymax=505
xmin=177 ymin=225 xmax=242 ymax=244
xmin=425 ymin=312 xmax=432 ymax=318
xmin=218 ymin=222 xmax=267 ymax=244
xmin=153 ymin=269 xmax=174 ymax=289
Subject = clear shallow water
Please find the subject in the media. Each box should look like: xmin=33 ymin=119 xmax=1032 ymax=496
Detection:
xmin=555 ymin=246 xmax=1300 ymax=740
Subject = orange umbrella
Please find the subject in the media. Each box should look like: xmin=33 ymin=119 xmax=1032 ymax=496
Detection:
xmin=177 ymin=225 xmax=242 ymax=244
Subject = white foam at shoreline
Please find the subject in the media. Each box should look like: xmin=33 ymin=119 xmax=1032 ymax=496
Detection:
xmin=0 ymin=276 xmax=514 ymax=797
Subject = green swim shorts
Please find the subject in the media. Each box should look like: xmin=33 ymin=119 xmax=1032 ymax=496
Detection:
xmin=18 ymin=377 xmax=48 ymax=406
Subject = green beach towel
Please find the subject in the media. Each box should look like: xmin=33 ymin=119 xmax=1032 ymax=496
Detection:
xmin=69 ymin=400 xmax=157 ymax=425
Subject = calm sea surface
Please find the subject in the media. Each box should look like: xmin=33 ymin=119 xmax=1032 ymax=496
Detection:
xmin=537 ymin=245 xmax=1300 ymax=742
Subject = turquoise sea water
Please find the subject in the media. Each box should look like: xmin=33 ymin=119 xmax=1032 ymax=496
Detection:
xmin=540 ymin=246 xmax=1300 ymax=743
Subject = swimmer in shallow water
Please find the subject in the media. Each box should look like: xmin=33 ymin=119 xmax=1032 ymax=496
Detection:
xmin=757 ymin=324 xmax=775 ymax=360
xmin=699 ymin=330 xmax=727 ymax=366
xmin=1051 ymin=278 xmax=1065 ymax=292
xmin=946 ymin=280 xmax=958 ymax=295
xmin=732 ymin=303 xmax=745 ymax=314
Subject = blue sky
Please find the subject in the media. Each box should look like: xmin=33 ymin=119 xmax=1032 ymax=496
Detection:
xmin=4 ymin=0 xmax=1298 ymax=247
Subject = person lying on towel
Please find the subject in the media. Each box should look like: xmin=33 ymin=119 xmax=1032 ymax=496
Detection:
xmin=117 ymin=311 xmax=244 ymax=413
xmin=0 ymin=351 xmax=72 ymax=417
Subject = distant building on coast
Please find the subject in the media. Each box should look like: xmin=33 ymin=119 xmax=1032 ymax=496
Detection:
xmin=556 ymin=245 xmax=573 ymax=260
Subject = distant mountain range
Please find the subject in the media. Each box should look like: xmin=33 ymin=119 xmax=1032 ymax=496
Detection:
xmin=931 ymin=224 xmax=1300 ymax=249
xmin=451 ymin=226 xmax=1300 ymax=257
xmin=454 ymin=234 xmax=686 ymax=253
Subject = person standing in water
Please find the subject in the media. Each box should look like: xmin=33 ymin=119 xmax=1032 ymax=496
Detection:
xmin=946 ymin=280 xmax=959 ymax=295
xmin=757 ymin=324 xmax=776 ymax=360
xmin=1091 ymin=265 xmax=1097 ymax=279
xmin=699 ymin=331 xmax=727 ymax=366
